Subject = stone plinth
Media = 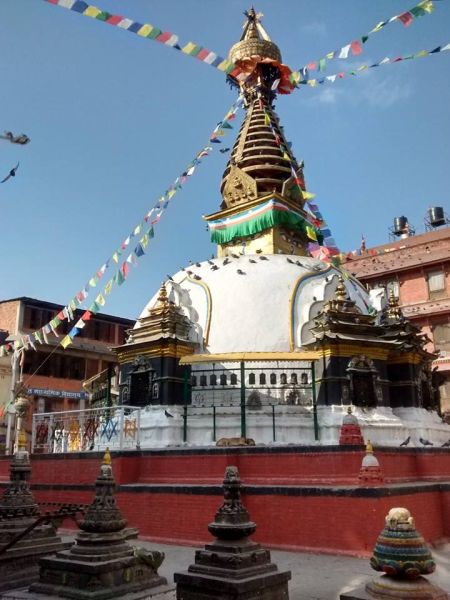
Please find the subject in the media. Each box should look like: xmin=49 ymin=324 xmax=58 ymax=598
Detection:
xmin=29 ymin=451 xmax=169 ymax=599
xmin=341 ymin=575 xmax=448 ymax=599
xmin=0 ymin=450 xmax=68 ymax=593
xmin=174 ymin=465 xmax=291 ymax=599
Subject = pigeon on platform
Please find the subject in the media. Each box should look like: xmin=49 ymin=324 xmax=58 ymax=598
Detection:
xmin=1 ymin=161 xmax=19 ymax=183
xmin=231 ymin=253 xmax=240 ymax=259
xmin=419 ymin=437 xmax=433 ymax=446
xmin=164 ymin=410 xmax=174 ymax=418
xmin=399 ymin=436 xmax=410 ymax=447
xmin=193 ymin=274 xmax=202 ymax=280
xmin=441 ymin=439 xmax=450 ymax=447
xmin=195 ymin=262 xmax=201 ymax=267
xmin=255 ymin=249 xmax=262 ymax=253
xmin=259 ymin=255 xmax=269 ymax=261
xmin=211 ymin=265 xmax=219 ymax=271
xmin=166 ymin=274 xmax=174 ymax=281
xmin=286 ymin=257 xmax=295 ymax=264
xmin=237 ymin=269 xmax=246 ymax=275
xmin=223 ymin=258 xmax=231 ymax=265
xmin=249 ymin=259 xmax=257 ymax=263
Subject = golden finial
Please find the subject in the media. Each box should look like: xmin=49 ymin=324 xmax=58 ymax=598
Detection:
xmin=366 ymin=440 xmax=374 ymax=454
xmin=103 ymin=448 xmax=111 ymax=466
xmin=387 ymin=288 xmax=402 ymax=320
xmin=157 ymin=282 xmax=169 ymax=304
xmin=335 ymin=277 xmax=348 ymax=302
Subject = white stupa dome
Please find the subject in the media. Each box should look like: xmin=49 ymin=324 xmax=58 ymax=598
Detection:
xmin=137 ymin=254 xmax=372 ymax=354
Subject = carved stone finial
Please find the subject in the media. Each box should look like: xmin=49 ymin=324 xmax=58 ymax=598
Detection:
xmin=208 ymin=465 xmax=256 ymax=540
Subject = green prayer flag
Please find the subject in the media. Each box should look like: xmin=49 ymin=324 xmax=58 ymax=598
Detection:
xmin=361 ymin=35 xmax=369 ymax=44
xmin=116 ymin=271 xmax=125 ymax=286
xmin=89 ymin=302 xmax=100 ymax=315
xmin=318 ymin=58 xmax=326 ymax=72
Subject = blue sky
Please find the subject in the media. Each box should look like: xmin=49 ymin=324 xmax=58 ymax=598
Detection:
xmin=0 ymin=0 xmax=449 ymax=321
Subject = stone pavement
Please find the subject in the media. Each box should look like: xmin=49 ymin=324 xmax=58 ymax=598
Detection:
xmin=3 ymin=537 xmax=449 ymax=600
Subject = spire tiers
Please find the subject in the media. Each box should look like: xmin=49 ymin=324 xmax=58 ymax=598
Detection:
xmin=206 ymin=9 xmax=314 ymax=258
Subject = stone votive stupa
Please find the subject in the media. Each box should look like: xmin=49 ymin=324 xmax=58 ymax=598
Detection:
xmin=29 ymin=449 xmax=170 ymax=599
xmin=0 ymin=394 xmax=67 ymax=593
xmin=339 ymin=406 xmax=364 ymax=446
xmin=358 ymin=441 xmax=384 ymax=485
xmin=174 ymin=465 xmax=291 ymax=599
xmin=340 ymin=507 xmax=448 ymax=599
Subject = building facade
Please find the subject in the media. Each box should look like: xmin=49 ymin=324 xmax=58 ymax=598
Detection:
xmin=0 ymin=297 xmax=134 ymax=451
xmin=342 ymin=225 xmax=450 ymax=419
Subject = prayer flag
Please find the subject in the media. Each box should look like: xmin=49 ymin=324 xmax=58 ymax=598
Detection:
xmin=75 ymin=319 xmax=86 ymax=329
xmin=318 ymin=58 xmax=326 ymax=72
xmin=338 ymin=45 xmax=351 ymax=59
xmin=398 ymin=12 xmax=414 ymax=26
xmin=302 ymin=191 xmax=316 ymax=200
xmin=306 ymin=226 xmax=318 ymax=241
xmin=370 ymin=21 xmax=386 ymax=33
xmin=81 ymin=310 xmax=92 ymax=321
xmin=60 ymin=335 xmax=72 ymax=349
xmin=351 ymin=41 xmax=362 ymax=55
xmin=182 ymin=42 xmax=201 ymax=56
xmin=135 ymin=244 xmax=145 ymax=257
xmin=95 ymin=294 xmax=106 ymax=306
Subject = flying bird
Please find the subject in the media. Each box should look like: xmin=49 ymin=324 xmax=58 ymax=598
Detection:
xmin=164 ymin=410 xmax=174 ymax=418
xmin=237 ymin=269 xmax=246 ymax=275
xmin=399 ymin=436 xmax=410 ymax=447
xmin=1 ymin=162 xmax=19 ymax=183
xmin=1 ymin=131 xmax=30 ymax=145
xmin=419 ymin=437 xmax=433 ymax=446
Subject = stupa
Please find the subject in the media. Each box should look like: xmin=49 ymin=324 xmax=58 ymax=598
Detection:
xmin=29 ymin=450 xmax=169 ymax=599
xmin=174 ymin=465 xmax=291 ymax=599
xmin=0 ymin=395 xmax=67 ymax=593
xmin=340 ymin=507 xmax=448 ymax=599
xmin=358 ymin=441 xmax=384 ymax=485
xmin=339 ymin=406 xmax=364 ymax=446
xmin=114 ymin=9 xmax=450 ymax=448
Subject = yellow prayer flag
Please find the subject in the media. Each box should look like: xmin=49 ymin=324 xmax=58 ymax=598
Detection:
xmin=306 ymin=226 xmax=317 ymax=241
xmin=137 ymin=24 xmax=153 ymax=37
xmin=134 ymin=224 xmax=141 ymax=236
xmin=282 ymin=152 xmax=290 ymax=161
xmin=167 ymin=190 xmax=176 ymax=199
xmin=370 ymin=22 xmax=384 ymax=33
xmin=84 ymin=6 xmax=101 ymax=18
xmin=141 ymin=233 xmax=149 ymax=248
xmin=104 ymin=280 xmax=113 ymax=295
xmin=182 ymin=42 xmax=197 ymax=54
xmin=264 ymin=113 xmax=271 ymax=126
xmin=112 ymin=252 xmax=119 ymax=263
xmin=302 ymin=191 xmax=316 ymax=200
xmin=95 ymin=294 xmax=106 ymax=307
xmin=419 ymin=0 xmax=434 ymax=13
xmin=89 ymin=277 xmax=97 ymax=288
xmin=415 ymin=50 xmax=429 ymax=58
xmin=307 ymin=79 xmax=317 ymax=88
xmin=357 ymin=65 xmax=368 ymax=71
xmin=60 ymin=335 xmax=72 ymax=349
xmin=326 ymin=52 xmax=335 ymax=59
xmin=217 ymin=59 xmax=232 ymax=72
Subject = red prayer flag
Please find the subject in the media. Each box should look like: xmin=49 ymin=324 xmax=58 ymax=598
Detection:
xmin=57 ymin=311 xmax=65 ymax=320
xmin=121 ymin=262 xmax=130 ymax=278
xmin=351 ymin=41 xmax=362 ymax=56
xmin=81 ymin=311 xmax=92 ymax=321
xmin=106 ymin=15 xmax=123 ymax=25
xmin=338 ymin=72 xmax=345 ymax=79
xmin=398 ymin=12 xmax=414 ymax=26
xmin=157 ymin=31 xmax=176 ymax=43
xmin=307 ymin=62 xmax=317 ymax=70
xmin=196 ymin=48 xmax=210 ymax=61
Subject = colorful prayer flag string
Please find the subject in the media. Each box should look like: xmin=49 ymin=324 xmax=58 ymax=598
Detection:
xmin=43 ymin=0 xmax=246 ymax=82
xmin=297 ymin=41 xmax=450 ymax=90
xmin=291 ymin=0 xmax=435 ymax=84
xmin=0 ymin=97 xmax=243 ymax=357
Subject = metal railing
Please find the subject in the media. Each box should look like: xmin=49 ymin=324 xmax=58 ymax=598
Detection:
xmin=31 ymin=405 xmax=141 ymax=453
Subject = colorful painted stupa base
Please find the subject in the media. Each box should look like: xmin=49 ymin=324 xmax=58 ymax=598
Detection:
xmin=340 ymin=507 xmax=448 ymax=600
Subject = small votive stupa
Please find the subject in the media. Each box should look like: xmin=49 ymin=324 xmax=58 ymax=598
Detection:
xmin=174 ymin=465 xmax=291 ymax=599
xmin=341 ymin=507 xmax=448 ymax=599
xmin=0 ymin=395 xmax=67 ymax=593
xmin=358 ymin=441 xmax=384 ymax=485
xmin=339 ymin=406 xmax=364 ymax=445
xmin=29 ymin=450 xmax=169 ymax=599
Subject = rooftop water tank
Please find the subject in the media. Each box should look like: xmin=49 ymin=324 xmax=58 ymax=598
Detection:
xmin=428 ymin=206 xmax=445 ymax=227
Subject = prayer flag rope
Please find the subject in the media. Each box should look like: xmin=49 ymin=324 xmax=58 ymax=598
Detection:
xmin=293 ymin=41 xmax=450 ymax=89
xmin=43 ymin=0 xmax=246 ymax=82
xmin=291 ymin=0 xmax=435 ymax=83
xmin=0 ymin=97 xmax=243 ymax=358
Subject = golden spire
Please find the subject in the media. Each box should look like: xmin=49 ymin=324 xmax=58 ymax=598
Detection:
xmin=366 ymin=440 xmax=374 ymax=454
xmin=157 ymin=282 xmax=169 ymax=305
xmin=386 ymin=289 xmax=402 ymax=321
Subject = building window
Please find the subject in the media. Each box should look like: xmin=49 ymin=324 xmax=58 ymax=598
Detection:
xmin=290 ymin=373 xmax=298 ymax=385
xmin=230 ymin=373 xmax=237 ymax=385
xmin=280 ymin=373 xmax=287 ymax=385
xmin=270 ymin=373 xmax=277 ymax=385
xmin=248 ymin=373 xmax=256 ymax=385
xmin=191 ymin=375 xmax=197 ymax=387
xmin=301 ymin=372 xmax=309 ymax=385
xmin=210 ymin=374 xmax=217 ymax=386
xmin=152 ymin=382 xmax=159 ymax=399
xmin=433 ymin=323 xmax=450 ymax=353
xmin=259 ymin=373 xmax=266 ymax=385
xmin=220 ymin=374 xmax=227 ymax=386
xmin=200 ymin=375 xmax=207 ymax=387
xmin=427 ymin=270 xmax=446 ymax=299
